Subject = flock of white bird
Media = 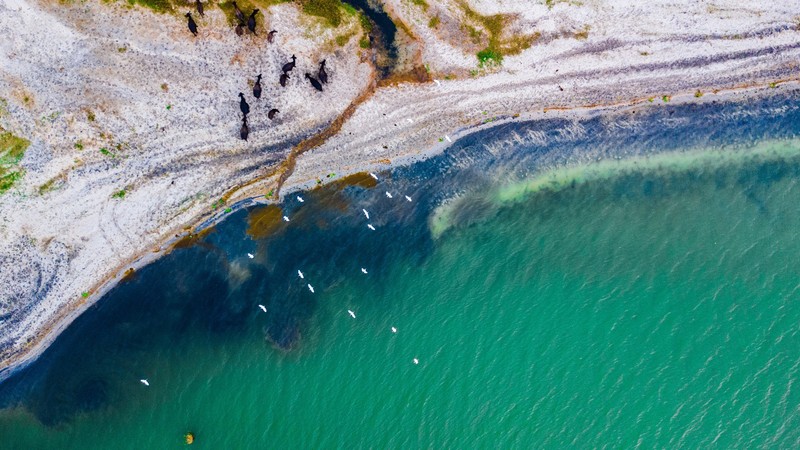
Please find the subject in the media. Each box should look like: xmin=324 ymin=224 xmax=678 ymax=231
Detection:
xmin=139 ymin=172 xmax=423 ymax=388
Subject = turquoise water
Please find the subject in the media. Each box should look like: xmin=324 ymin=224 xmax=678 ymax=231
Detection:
xmin=2 ymin=93 xmax=800 ymax=447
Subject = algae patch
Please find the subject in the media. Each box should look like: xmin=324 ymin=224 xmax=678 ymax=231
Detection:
xmin=0 ymin=129 xmax=30 ymax=194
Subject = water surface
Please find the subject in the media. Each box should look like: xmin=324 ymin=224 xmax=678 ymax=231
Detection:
xmin=2 ymin=91 xmax=800 ymax=448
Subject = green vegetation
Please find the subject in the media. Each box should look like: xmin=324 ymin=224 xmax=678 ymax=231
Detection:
xmin=74 ymin=141 xmax=84 ymax=150
xmin=99 ymin=147 xmax=116 ymax=157
xmin=662 ymin=95 xmax=671 ymax=102
xmin=161 ymin=83 xmax=168 ymax=91
xmin=694 ymin=90 xmax=703 ymax=98
xmin=118 ymin=46 xmax=127 ymax=53
xmin=428 ymin=16 xmax=440 ymax=28
xmin=87 ymin=110 xmax=96 ymax=122
xmin=359 ymin=37 xmax=371 ymax=48
xmin=411 ymin=0 xmax=427 ymax=9
xmin=0 ymin=130 xmax=30 ymax=194
xmin=81 ymin=291 xmax=90 ymax=298
xmin=477 ymin=48 xmax=502 ymax=67
xmin=38 ymin=174 xmax=65 ymax=195
xmin=458 ymin=1 xmax=538 ymax=68
xmin=770 ymin=82 xmax=778 ymax=88
xmin=166 ymin=104 xmax=172 ymax=110
xmin=112 ymin=189 xmax=126 ymax=199
xmin=211 ymin=198 xmax=226 ymax=210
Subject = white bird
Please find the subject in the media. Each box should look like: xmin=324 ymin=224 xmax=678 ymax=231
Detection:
xmin=405 ymin=195 xmax=412 ymax=202
xmin=258 ymin=304 xmax=267 ymax=312
xmin=348 ymin=310 xmax=356 ymax=318
xmin=385 ymin=192 xmax=393 ymax=198
xmin=369 ymin=172 xmax=378 ymax=180
xmin=298 ymin=270 xmax=304 ymax=279
xmin=367 ymin=224 xmax=376 ymax=231
xmin=308 ymin=284 xmax=314 ymax=293
xmin=363 ymin=209 xmax=370 ymax=219
xmin=140 ymin=379 xmax=149 ymax=386
xmin=391 ymin=326 xmax=397 ymax=333
xmin=445 ymin=135 xmax=452 ymax=143
xmin=247 ymin=253 xmax=254 ymax=259
xmin=413 ymin=358 xmax=419 ymax=365
xmin=434 ymin=79 xmax=441 ymax=86
xmin=297 ymin=196 xmax=304 ymax=203
xmin=283 ymin=216 xmax=290 ymax=222
xmin=361 ymin=268 xmax=368 ymax=274
xmin=406 ymin=118 xmax=413 ymax=123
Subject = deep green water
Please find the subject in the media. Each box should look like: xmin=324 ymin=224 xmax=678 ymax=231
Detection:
xmin=2 ymin=94 xmax=800 ymax=448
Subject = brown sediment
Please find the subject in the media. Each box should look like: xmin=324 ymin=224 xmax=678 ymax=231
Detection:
xmin=246 ymin=204 xmax=285 ymax=238
xmin=172 ymin=225 xmax=217 ymax=249
xmin=120 ymin=267 xmax=136 ymax=283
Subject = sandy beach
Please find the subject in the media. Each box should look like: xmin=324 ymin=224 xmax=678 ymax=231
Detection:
xmin=1 ymin=0 xmax=799 ymax=380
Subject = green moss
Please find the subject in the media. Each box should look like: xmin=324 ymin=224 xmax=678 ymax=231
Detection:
xmin=0 ymin=132 xmax=29 ymax=166
xmin=0 ymin=171 xmax=22 ymax=194
xmin=300 ymin=0 xmax=344 ymax=27
xmin=358 ymin=11 xmax=372 ymax=33
xmin=662 ymin=95 xmax=671 ymax=102
xmin=112 ymin=189 xmax=126 ymax=199
xmin=477 ymin=48 xmax=502 ymax=67
xmin=428 ymin=16 xmax=439 ymax=28
xmin=126 ymin=0 xmax=173 ymax=13
xmin=411 ymin=0 xmax=427 ymax=9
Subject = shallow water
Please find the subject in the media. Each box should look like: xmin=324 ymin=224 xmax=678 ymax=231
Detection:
xmin=2 ymin=91 xmax=800 ymax=448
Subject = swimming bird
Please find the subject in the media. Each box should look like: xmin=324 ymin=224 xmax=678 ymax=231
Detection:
xmin=239 ymin=93 xmax=250 ymax=115
xmin=253 ymin=74 xmax=262 ymax=99
xmin=413 ymin=358 xmax=419 ymax=365
xmin=305 ymin=73 xmax=323 ymax=92
xmin=361 ymin=268 xmax=368 ymax=274
xmin=369 ymin=173 xmax=378 ymax=180
xmin=195 ymin=0 xmax=204 ymax=16
xmin=362 ymin=209 xmax=369 ymax=219
xmin=308 ymin=284 xmax=314 ymax=293
xmin=283 ymin=215 xmax=290 ymax=222
xmin=185 ymin=12 xmax=198 ymax=36
xmin=385 ymin=191 xmax=393 ymax=198
xmin=232 ymin=1 xmax=246 ymax=23
xmin=348 ymin=310 xmax=356 ymax=318
xmin=318 ymin=59 xmax=328 ymax=84
xmin=140 ymin=379 xmax=150 ymax=386
xmin=405 ymin=195 xmax=412 ymax=202
xmin=391 ymin=327 xmax=397 ymax=333
xmin=267 ymin=29 xmax=277 ymax=43
xmin=367 ymin=224 xmax=375 ymax=231
xmin=279 ymin=72 xmax=289 ymax=87
xmin=297 ymin=196 xmax=304 ymax=202
xmin=258 ymin=304 xmax=267 ymax=312
xmin=247 ymin=9 xmax=259 ymax=34
xmin=298 ymin=270 xmax=304 ymax=279
xmin=282 ymin=55 xmax=296 ymax=73
xmin=268 ymin=108 xmax=279 ymax=119
xmin=247 ymin=253 xmax=254 ymax=259
xmin=240 ymin=115 xmax=249 ymax=141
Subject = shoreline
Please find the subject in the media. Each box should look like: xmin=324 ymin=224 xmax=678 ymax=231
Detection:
xmin=1 ymin=79 xmax=797 ymax=383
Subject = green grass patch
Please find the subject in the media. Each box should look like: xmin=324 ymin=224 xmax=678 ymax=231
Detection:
xmin=359 ymin=36 xmax=371 ymax=48
xmin=112 ymin=189 xmax=126 ymax=199
xmin=411 ymin=0 xmax=427 ymax=10
xmin=662 ymin=95 xmax=671 ymax=102
xmin=300 ymin=0 xmax=345 ymax=27
xmin=127 ymin=0 xmax=173 ymax=13
xmin=428 ymin=16 xmax=440 ymax=28
xmin=0 ymin=171 xmax=22 ymax=194
xmin=477 ymin=48 xmax=502 ymax=67
xmin=99 ymin=147 xmax=115 ymax=157
xmin=0 ymin=131 xmax=29 ymax=166
xmin=694 ymin=90 xmax=703 ymax=98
